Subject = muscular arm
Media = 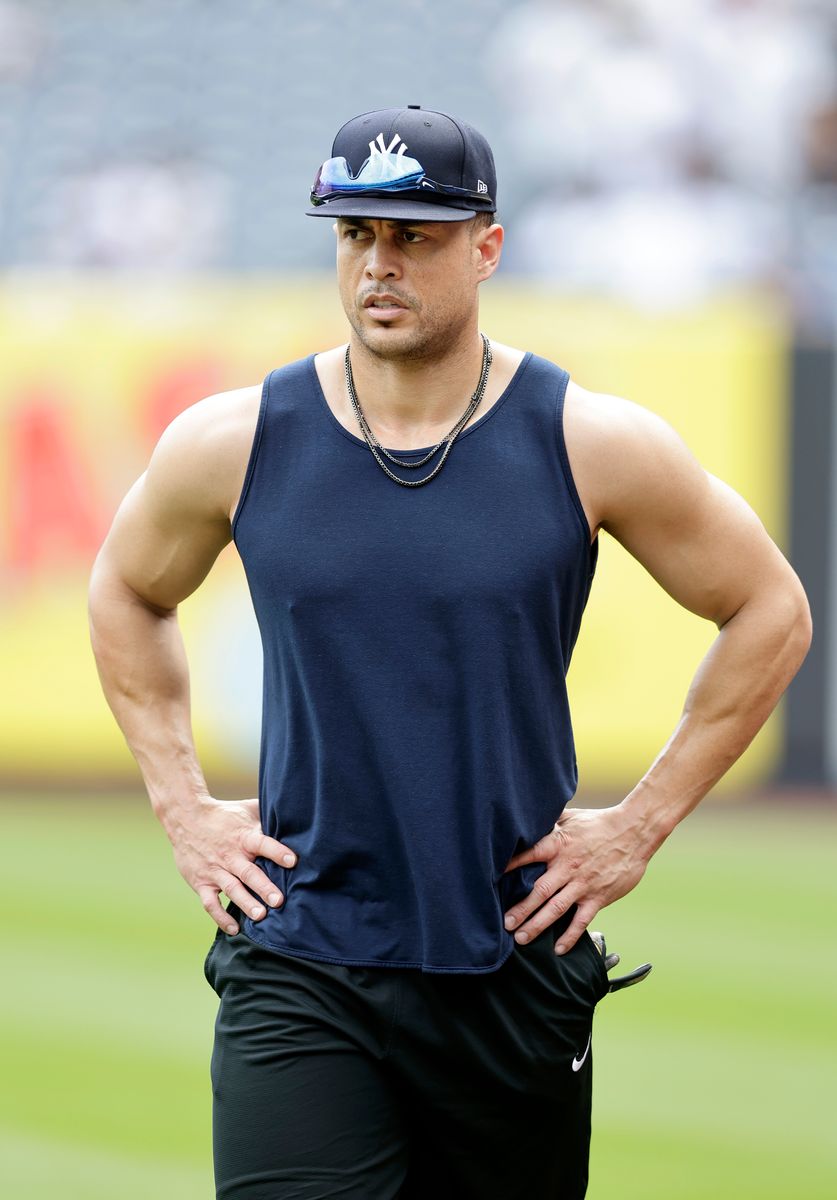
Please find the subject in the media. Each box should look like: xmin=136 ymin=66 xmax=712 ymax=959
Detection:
xmin=503 ymin=386 xmax=812 ymax=952
xmin=89 ymin=387 xmax=298 ymax=934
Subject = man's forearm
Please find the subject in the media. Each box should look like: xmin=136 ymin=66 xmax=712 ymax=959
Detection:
xmin=89 ymin=561 xmax=298 ymax=931
xmin=619 ymin=582 xmax=812 ymax=855
xmin=88 ymin=565 xmax=209 ymax=829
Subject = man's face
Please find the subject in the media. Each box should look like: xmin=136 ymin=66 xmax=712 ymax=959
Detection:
xmin=334 ymin=216 xmax=500 ymax=363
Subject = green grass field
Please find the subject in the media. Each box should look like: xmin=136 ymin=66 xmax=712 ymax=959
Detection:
xmin=2 ymin=795 xmax=835 ymax=1199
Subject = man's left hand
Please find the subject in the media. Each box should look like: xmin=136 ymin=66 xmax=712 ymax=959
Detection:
xmin=502 ymin=805 xmax=649 ymax=954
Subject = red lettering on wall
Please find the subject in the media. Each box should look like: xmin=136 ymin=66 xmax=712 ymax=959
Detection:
xmin=8 ymin=395 xmax=104 ymax=571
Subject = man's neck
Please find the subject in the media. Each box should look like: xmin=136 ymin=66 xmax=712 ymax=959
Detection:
xmin=346 ymin=328 xmax=487 ymax=442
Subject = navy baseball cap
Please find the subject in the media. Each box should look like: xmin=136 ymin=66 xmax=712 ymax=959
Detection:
xmin=306 ymin=104 xmax=497 ymax=222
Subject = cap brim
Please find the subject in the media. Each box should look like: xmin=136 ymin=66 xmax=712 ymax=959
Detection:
xmin=305 ymin=196 xmax=478 ymax=222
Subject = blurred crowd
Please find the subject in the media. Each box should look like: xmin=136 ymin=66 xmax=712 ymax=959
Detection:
xmin=0 ymin=0 xmax=835 ymax=327
xmin=489 ymin=0 xmax=837 ymax=326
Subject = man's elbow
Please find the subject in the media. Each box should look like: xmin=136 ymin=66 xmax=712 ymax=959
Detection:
xmin=89 ymin=547 xmax=176 ymax=633
xmin=792 ymin=588 xmax=813 ymax=664
xmin=778 ymin=572 xmax=813 ymax=676
xmin=88 ymin=546 xmax=131 ymax=624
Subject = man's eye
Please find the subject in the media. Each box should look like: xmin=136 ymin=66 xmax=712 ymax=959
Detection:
xmin=402 ymin=230 xmax=423 ymax=243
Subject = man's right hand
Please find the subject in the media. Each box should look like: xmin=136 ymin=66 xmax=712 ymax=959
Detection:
xmin=165 ymin=795 xmax=297 ymax=934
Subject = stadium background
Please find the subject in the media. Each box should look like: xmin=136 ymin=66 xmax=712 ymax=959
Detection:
xmin=1 ymin=1 xmax=835 ymax=1197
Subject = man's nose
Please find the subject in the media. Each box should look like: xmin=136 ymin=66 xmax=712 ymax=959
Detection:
xmin=364 ymin=239 xmax=400 ymax=280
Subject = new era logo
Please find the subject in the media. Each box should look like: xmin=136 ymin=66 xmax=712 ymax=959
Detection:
xmin=477 ymin=179 xmax=488 ymax=194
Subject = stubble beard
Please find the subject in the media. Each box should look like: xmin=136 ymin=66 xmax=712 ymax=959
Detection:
xmin=346 ymin=300 xmax=476 ymax=367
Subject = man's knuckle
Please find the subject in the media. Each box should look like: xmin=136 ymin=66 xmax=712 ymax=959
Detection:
xmin=533 ymin=878 xmax=552 ymax=900
xmin=240 ymin=863 xmax=263 ymax=888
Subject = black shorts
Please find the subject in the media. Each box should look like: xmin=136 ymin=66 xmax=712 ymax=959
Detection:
xmin=203 ymin=904 xmax=610 ymax=1200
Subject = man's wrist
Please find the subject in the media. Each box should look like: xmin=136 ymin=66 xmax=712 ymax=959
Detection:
xmin=141 ymin=754 xmax=211 ymax=832
xmin=149 ymin=788 xmax=213 ymax=847
xmin=615 ymin=780 xmax=685 ymax=860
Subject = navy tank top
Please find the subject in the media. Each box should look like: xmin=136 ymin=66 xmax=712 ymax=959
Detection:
xmin=232 ymin=350 xmax=598 ymax=973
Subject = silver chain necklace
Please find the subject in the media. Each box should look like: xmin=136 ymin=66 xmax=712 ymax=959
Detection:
xmin=343 ymin=333 xmax=493 ymax=487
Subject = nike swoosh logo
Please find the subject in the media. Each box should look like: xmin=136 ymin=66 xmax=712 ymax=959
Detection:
xmin=572 ymin=1033 xmax=591 ymax=1072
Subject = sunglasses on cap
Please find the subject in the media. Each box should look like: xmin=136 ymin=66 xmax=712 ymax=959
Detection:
xmin=309 ymin=150 xmax=492 ymax=207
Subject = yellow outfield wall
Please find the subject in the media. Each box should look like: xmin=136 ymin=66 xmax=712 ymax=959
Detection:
xmin=0 ymin=276 xmax=788 ymax=793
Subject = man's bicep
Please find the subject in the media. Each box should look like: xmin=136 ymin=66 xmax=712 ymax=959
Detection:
xmin=600 ymin=419 xmax=788 ymax=627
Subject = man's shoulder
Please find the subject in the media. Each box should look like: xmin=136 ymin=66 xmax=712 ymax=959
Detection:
xmin=562 ymin=377 xmax=705 ymax=535
xmin=142 ymin=382 xmax=264 ymax=519
xmin=160 ymin=382 xmax=264 ymax=459
xmin=564 ymin=378 xmax=678 ymax=452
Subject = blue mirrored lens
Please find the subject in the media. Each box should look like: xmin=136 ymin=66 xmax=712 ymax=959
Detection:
xmin=312 ymin=152 xmax=425 ymax=198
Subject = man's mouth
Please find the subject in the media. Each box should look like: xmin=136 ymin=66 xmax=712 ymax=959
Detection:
xmin=363 ymin=294 xmax=409 ymax=317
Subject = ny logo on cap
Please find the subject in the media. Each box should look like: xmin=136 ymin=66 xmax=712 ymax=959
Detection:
xmin=369 ymin=132 xmax=408 ymax=159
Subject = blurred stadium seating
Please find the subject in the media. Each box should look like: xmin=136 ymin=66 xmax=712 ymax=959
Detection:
xmin=0 ymin=0 xmax=832 ymax=310
xmin=0 ymin=0 xmax=515 ymax=271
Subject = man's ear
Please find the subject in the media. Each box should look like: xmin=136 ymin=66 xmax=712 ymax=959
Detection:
xmin=475 ymin=222 xmax=504 ymax=282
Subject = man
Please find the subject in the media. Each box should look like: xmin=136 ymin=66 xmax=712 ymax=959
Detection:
xmin=88 ymin=105 xmax=811 ymax=1199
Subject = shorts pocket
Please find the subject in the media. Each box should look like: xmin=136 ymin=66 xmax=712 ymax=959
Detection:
xmin=527 ymin=926 xmax=604 ymax=1018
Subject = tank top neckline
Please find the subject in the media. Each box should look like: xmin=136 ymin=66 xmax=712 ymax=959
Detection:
xmin=306 ymin=350 xmax=533 ymax=457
